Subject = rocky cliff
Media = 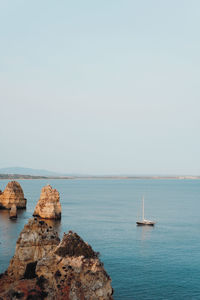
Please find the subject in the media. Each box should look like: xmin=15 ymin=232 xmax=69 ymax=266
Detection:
xmin=35 ymin=231 xmax=113 ymax=299
xmin=0 ymin=219 xmax=113 ymax=300
xmin=0 ymin=181 xmax=26 ymax=209
xmin=33 ymin=185 xmax=61 ymax=219
xmin=7 ymin=218 xmax=60 ymax=279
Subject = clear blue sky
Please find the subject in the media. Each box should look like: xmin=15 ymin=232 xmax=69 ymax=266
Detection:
xmin=0 ymin=1 xmax=200 ymax=174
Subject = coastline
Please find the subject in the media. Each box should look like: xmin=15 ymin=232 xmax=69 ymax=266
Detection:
xmin=0 ymin=174 xmax=199 ymax=180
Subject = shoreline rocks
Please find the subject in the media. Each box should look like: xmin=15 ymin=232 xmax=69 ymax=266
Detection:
xmin=33 ymin=185 xmax=61 ymax=220
xmin=0 ymin=219 xmax=113 ymax=299
xmin=0 ymin=181 xmax=26 ymax=209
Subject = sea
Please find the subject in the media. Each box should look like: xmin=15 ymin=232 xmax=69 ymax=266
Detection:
xmin=0 ymin=179 xmax=200 ymax=300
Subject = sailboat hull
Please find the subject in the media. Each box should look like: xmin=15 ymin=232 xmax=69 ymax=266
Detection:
xmin=136 ymin=221 xmax=155 ymax=226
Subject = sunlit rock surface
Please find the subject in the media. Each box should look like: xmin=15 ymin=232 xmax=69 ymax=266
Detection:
xmin=0 ymin=181 xmax=26 ymax=209
xmin=33 ymin=185 xmax=61 ymax=219
xmin=36 ymin=231 xmax=113 ymax=299
xmin=7 ymin=218 xmax=60 ymax=279
xmin=9 ymin=204 xmax=17 ymax=219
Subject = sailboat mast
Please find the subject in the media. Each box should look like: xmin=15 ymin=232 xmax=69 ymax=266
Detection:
xmin=142 ymin=196 xmax=144 ymax=220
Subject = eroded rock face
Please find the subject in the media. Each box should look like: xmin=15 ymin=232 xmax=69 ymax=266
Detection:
xmin=7 ymin=218 xmax=60 ymax=279
xmin=0 ymin=181 xmax=26 ymax=209
xmin=0 ymin=223 xmax=113 ymax=300
xmin=33 ymin=185 xmax=61 ymax=219
xmin=9 ymin=204 xmax=17 ymax=219
xmin=35 ymin=231 xmax=113 ymax=299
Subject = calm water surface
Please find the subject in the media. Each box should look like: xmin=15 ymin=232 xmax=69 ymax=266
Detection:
xmin=0 ymin=179 xmax=200 ymax=300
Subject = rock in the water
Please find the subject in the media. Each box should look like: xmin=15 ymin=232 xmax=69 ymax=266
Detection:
xmin=0 ymin=223 xmax=113 ymax=299
xmin=0 ymin=181 xmax=27 ymax=209
xmin=7 ymin=218 xmax=60 ymax=279
xmin=33 ymin=185 xmax=61 ymax=219
xmin=9 ymin=204 xmax=17 ymax=219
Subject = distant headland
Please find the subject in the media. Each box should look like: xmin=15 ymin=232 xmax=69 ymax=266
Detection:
xmin=0 ymin=167 xmax=199 ymax=180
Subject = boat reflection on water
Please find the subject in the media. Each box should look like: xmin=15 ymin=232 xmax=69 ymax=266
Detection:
xmin=136 ymin=222 xmax=155 ymax=241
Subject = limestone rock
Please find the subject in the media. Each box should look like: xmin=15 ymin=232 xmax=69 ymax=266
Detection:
xmin=0 ymin=224 xmax=113 ymax=299
xmin=9 ymin=204 xmax=17 ymax=219
xmin=7 ymin=218 xmax=60 ymax=279
xmin=33 ymin=185 xmax=61 ymax=219
xmin=35 ymin=231 xmax=113 ymax=299
xmin=0 ymin=181 xmax=26 ymax=209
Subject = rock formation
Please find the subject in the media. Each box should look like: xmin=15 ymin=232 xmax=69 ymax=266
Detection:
xmin=33 ymin=185 xmax=61 ymax=219
xmin=7 ymin=218 xmax=60 ymax=279
xmin=0 ymin=181 xmax=26 ymax=209
xmin=9 ymin=204 xmax=17 ymax=219
xmin=35 ymin=231 xmax=113 ymax=299
xmin=0 ymin=219 xmax=113 ymax=299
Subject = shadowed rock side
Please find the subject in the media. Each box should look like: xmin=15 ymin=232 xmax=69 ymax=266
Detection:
xmin=54 ymin=231 xmax=98 ymax=258
xmin=0 ymin=220 xmax=113 ymax=300
xmin=33 ymin=185 xmax=61 ymax=219
xmin=0 ymin=181 xmax=26 ymax=209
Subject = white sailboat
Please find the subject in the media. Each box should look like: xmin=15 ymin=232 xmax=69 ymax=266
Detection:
xmin=136 ymin=196 xmax=155 ymax=226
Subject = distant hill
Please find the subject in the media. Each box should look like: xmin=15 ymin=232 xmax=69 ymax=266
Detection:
xmin=0 ymin=167 xmax=62 ymax=176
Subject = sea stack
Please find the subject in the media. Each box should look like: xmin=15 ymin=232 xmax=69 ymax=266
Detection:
xmin=0 ymin=220 xmax=113 ymax=299
xmin=0 ymin=181 xmax=26 ymax=209
xmin=9 ymin=204 xmax=17 ymax=219
xmin=33 ymin=185 xmax=61 ymax=219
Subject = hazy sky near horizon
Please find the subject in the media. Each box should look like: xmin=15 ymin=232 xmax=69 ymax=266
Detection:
xmin=0 ymin=1 xmax=200 ymax=174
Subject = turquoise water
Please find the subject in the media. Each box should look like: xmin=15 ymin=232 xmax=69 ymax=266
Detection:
xmin=0 ymin=179 xmax=200 ymax=299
